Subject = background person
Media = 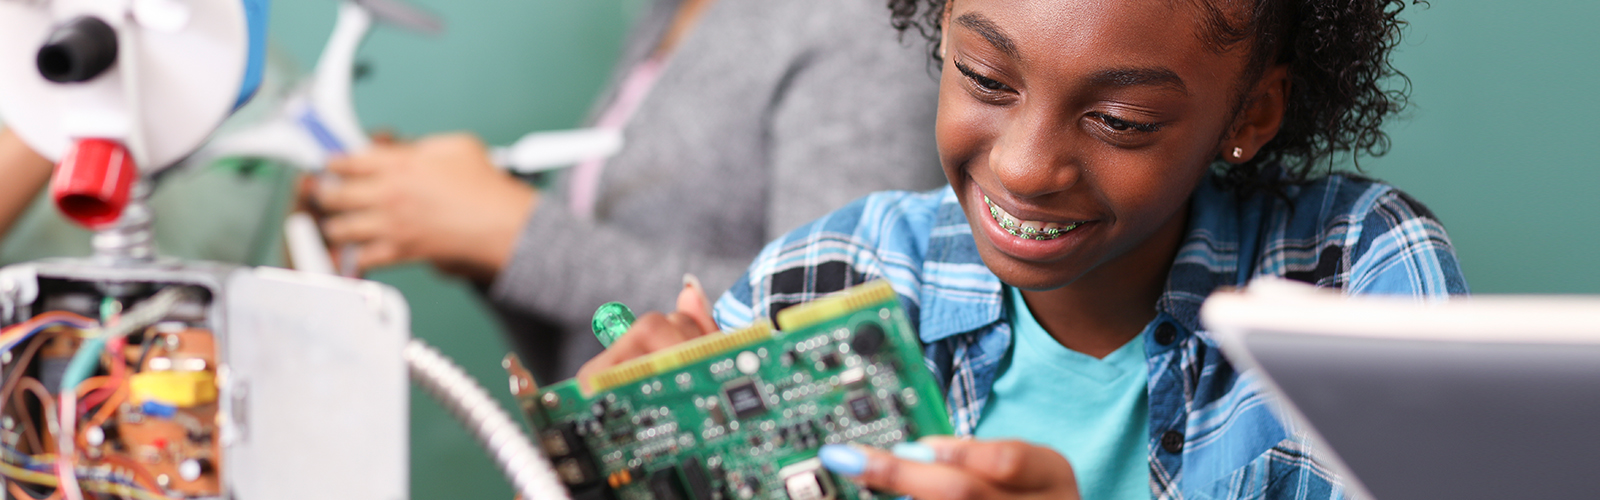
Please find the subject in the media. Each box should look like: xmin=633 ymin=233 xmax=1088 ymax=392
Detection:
xmin=314 ymin=0 xmax=947 ymax=381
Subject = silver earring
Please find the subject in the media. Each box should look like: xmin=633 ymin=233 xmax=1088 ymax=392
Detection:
xmin=1231 ymin=147 xmax=1244 ymax=159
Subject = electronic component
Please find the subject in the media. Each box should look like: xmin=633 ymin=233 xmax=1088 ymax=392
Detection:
xmin=847 ymin=394 xmax=879 ymax=423
xmin=779 ymin=459 xmax=837 ymax=500
xmin=849 ymin=323 xmax=886 ymax=357
xmin=593 ymin=302 xmax=637 ymax=348
xmin=0 ymin=264 xmax=412 ymax=500
xmin=129 ymin=369 xmax=220 ymax=407
xmin=723 ymin=380 xmax=768 ymax=420
xmin=515 ymin=280 xmax=952 ymax=500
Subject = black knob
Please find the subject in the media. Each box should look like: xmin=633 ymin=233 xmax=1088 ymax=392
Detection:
xmin=37 ymin=16 xmax=119 ymax=84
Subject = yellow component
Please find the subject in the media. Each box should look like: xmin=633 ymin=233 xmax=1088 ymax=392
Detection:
xmin=129 ymin=370 xmax=218 ymax=407
xmin=584 ymin=320 xmax=776 ymax=395
xmin=776 ymin=280 xmax=897 ymax=331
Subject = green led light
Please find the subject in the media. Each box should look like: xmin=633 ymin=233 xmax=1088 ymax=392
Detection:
xmin=591 ymin=302 xmax=635 ymax=348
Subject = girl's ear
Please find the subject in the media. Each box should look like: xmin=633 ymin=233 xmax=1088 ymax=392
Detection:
xmin=1222 ymin=65 xmax=1291 ymax=163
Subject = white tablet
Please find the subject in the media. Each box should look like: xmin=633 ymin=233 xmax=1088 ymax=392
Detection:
xmin=1202 ymin=279 xmax=1600 ymax=499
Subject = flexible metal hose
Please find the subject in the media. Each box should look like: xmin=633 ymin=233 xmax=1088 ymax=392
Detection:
xmin=404 ymin=339 xmax=570 ymax=500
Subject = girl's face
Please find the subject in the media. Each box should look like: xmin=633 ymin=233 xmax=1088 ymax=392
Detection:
xmin=938 ymin=0 xmax=1276 ymax=291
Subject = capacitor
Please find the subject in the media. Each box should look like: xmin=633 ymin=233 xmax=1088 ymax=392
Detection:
xmin=85 ymin=426 xmax=105 ymax=446
xmin=178 ymin=458 xmax=212 ymax=481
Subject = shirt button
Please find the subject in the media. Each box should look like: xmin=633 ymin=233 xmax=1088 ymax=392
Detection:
xmin=1161 ymin=430 xmax=1184 ymax=454
xmin=1154 ymin=323 xmax=1177 ymax=346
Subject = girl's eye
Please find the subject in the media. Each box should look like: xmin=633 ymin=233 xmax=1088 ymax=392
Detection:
xmin=1092 ymin=112 xmax=1161 ymax=133
xmin=954 ymin=61 xmax=1012 ymax=93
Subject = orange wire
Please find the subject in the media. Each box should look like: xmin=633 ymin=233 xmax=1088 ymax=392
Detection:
xmin=76 ymin=385 xmax=126 ymax=451
xmin=1 ymin=329 xmax=67 ymax=411
xmin=6 ymin=480 xmax=55 ymax=500
xmin=84 ymin=385 xmax=124 ymax=431
xmin=2 ymin=330 xmax=63 ymax=454
xmin=0 ymin=312 xmax=95 ymax=344
xmin=72 ymin=377 xmax=108 ymax=399
xmin=15 ymin=377 xmax=57 ymax=454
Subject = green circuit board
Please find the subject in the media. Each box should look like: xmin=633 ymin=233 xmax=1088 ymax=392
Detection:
xmin=514 ymin=281 xmax=952 ymax=500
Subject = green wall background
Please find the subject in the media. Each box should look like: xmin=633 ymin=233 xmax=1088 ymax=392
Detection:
xmin=263 ymin=0 xmax=1600 ymax=498
xmin=1360 ymin=0 xmax=1600 ymax=294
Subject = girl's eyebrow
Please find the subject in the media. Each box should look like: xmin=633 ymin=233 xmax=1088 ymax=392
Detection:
xmin=1088 ymin=67 xmax=1188 ymax=95
xmin=953 ymin=12 xmax=1186 ymax=95
xmin=954 ymin=12 xmax=1021 ymax=60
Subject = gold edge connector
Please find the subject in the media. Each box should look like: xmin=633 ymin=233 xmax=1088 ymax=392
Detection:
xmin=775 ymin=280 xmax=897 ymax=331
xmin=584 ymin=320 xmax=776 ymax=395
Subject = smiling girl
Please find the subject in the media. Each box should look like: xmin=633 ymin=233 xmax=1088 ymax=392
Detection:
xmin=577 ymin=0 xmax=1467 ymax=498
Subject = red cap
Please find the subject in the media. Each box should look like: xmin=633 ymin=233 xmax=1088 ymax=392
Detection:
xmin=51 ymin=138 xmax=136 ymax=229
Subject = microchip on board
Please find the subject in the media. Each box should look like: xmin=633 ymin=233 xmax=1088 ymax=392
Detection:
xmin=847 ymin=394 xmax=879 ymax=422
xmin=723 ymin=379 xmax=768 ymax=419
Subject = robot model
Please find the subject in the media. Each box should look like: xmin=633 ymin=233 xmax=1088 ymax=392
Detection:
xmin=0 ymin=1 xmax=566 ymax=499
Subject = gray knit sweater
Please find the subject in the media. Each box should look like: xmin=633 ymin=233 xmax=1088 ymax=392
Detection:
xmin=489 ymin=0 xmax=943 ymax=381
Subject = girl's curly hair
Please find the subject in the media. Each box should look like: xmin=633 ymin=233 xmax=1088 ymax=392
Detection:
xmin=887 ymin=0 xmax=1419 ymax=193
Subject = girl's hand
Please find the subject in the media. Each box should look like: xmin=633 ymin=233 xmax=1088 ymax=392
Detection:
xmin=575 ymin=274 xmax=718 ymax=389
xmin=819 ymin=437 xmax=1081 ymax=500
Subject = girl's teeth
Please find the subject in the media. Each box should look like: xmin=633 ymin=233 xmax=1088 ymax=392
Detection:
xmin=983 ymin=196 xmax=1081 ymax=241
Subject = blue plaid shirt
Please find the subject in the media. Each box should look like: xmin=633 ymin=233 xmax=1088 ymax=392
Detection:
xmin=712 ymin=173 xmax=1467 ymax=499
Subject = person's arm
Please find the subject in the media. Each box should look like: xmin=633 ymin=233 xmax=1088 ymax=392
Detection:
xmin=492 ymin=2 xmax=944 ymax=336
xmin=0 ymin=128 xmax=55 ymax=238
xmin=763 ymin=0 xmax=944 ymax=237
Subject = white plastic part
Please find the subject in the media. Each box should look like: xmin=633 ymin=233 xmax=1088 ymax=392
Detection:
xmin=492 ymin=128 xmax=625 ymax=174
xmin=284 ymin=212 xmax=338 ymax=275
xmin=131 ymin=0 xmax=192 ymax=33
xmin=189 ymin=105 xmax=331 ymax=170
xmin=0 ymin=0 xmax=249 ymax=172
xmin=1202 ymin=277 xmax=1600 ymax=344
xmin=309 ymin=2 xmax=373 ymax=154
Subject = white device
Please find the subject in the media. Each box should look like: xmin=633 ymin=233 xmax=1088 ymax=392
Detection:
xmin=1203 ymin=279 xmax=1600 ymax=500
xmin=0 ymin=3 xmax=568 ymax=499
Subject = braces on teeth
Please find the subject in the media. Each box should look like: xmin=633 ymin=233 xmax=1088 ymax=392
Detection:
xmin=985 ymin=196 xmax=1080 ymax=240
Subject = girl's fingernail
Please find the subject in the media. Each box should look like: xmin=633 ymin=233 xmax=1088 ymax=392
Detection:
xmin=818 ymin=444 xmax=867 ymax=477
xmin=891 ymin=442 xmax=936 ymax=463
xmin=683 ymin=273 xmax=702 ymax=291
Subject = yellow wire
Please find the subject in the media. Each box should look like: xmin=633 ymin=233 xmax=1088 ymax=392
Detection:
xmin=0 ymin=457 xmax=174 ymax=500
xmin=0 ymin=460 xmax=56 ymax=485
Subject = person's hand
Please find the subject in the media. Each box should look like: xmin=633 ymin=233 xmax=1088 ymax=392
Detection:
xmin=818 ymin=437 xmax=1081 ymax=500
xmin=0 ymin=128 xmax=54 ymax=237
xmin=315 ymin=133 xmax=537 ymax=281
xmin=576 ymin=274 xmax=718 ymax=389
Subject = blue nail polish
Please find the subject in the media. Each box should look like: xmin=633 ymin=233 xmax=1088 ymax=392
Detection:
xmin=819 ymin=444 xmax=866 ymax=477
xmin=891 ymin=442 xmax=936 ymax=463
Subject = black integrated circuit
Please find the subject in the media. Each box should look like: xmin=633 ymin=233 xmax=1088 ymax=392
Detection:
xmin=847 ymin=394 xmax=879 ymax=423
xmin=722 ymin=380 xmax=767 ymax=420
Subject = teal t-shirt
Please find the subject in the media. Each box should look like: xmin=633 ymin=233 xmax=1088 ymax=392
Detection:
xmin=973 ymin=286 xmax=1151 ymax=500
